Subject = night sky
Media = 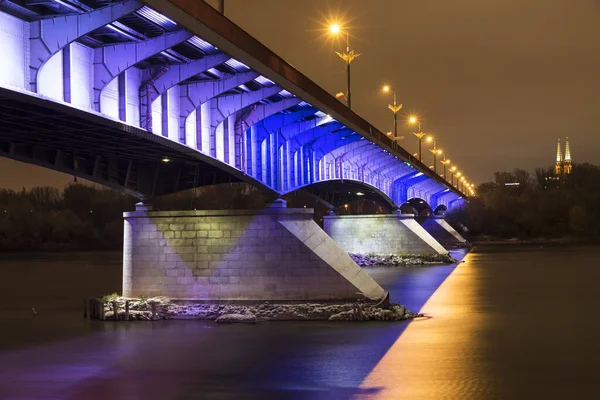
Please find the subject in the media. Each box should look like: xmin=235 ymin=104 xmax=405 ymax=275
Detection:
xmin=2 ymin=0 xmax=599 ymax=189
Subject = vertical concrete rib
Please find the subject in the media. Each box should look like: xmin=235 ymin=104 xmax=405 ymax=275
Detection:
xmin=29 ymin=0 xmax=142 ymax=92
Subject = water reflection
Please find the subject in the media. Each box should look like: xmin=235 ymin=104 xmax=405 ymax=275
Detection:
xmin=6 ymin=247 xmax=599 ymax=398
xmin=359 ymin=252 xmax=494 ymax=399
xmin=0 ymin=251 xmax=461 ymax=399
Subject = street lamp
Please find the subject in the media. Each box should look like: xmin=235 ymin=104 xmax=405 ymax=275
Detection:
xmin=440 ymin=157 xmax=451 ymax=180
xmin=426 ymin=136 xmax=442 ymax=173
xmin=382 ymin=85 xmax=402 ymax=139
xmin=409 ymin=116 xmax=426 ymax=161
xmin=455 ymin=171 xmax=462 ymax=188
xmin=449 ymin=166 xmax=456 ymax=185
xmin=329 ymin=23 xmax=359 ymax=110
xmin=429 ymin=148 xmax=442 ymax=173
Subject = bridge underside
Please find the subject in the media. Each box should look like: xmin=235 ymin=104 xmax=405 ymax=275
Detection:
xmin=0 ymin=87 xmax=276 ymax=199
xmin=294 ymin=179 xmax=396 ymax=209
xmin=0 ymin=0 xmax=466 ymax=209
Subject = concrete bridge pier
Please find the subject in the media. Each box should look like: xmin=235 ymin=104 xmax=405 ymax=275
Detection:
xmin=419 ymin=215 xmax=468 ymax=248
xmin=323 ymin=213 xmax=448 ymax=256
xmin=123 ymin=202 xmax=387 ymax=302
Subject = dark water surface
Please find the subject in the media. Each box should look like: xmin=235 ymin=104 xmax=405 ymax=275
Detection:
xmin=1 ymin=245 xmax=600 ymax=399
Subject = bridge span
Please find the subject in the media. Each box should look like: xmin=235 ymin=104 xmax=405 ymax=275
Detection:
xmin=0 ymin=0 xmax=465 ymax=211
xmin=0 ymin=0 xmax=468 ymax=302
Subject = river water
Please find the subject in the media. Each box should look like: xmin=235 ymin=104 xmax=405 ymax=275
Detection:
xmin=0 ymin=245 xmax=599 ymax=399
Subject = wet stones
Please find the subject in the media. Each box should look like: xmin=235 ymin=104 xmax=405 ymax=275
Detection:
xmin=350 ymin=252 xmax=457 ymax=267
xmin=99 ymin=296 xmax=418 ymax=323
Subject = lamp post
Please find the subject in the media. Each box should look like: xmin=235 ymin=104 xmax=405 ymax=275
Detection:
xmin=450 ymin=166 xmax=457 ymax=185
xmin=440 ymin=157 xmax=451 ymax=180
xmin=382 ymin=85 xmax=402 ymax=139
xmin=455 ymin=171 xmax=461 ymax=188
xmin=330 ymin=23 xmax=359 ymax=110
xmin=426 ymin=136 xmax=442 ymax=173
xmin=410 ymin=116 xmax=426 ymax=161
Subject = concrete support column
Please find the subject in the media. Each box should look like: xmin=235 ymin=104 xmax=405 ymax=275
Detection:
xmin=420 ymin=216 xmax=467 ymax=246
xmin=62 ymin=45 xmax=71 ymax=103
xmin=161 ymin=93 xmax=169 ymax=138
xmin=323 ymin=213 xmax=448 ymax=255
xmin=118 ymin=73 xmax=127 ymax=122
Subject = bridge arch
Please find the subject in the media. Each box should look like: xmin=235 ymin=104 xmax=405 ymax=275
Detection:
xmin=400 ymin=198 xmax=433 ymax=217
xmin=0 ymin=0 xmax=468 ymax=208
xmin=283 ymin=179 xmax=398 ymax=210
xmin=433 ymin=204 xmax=448 ymax=216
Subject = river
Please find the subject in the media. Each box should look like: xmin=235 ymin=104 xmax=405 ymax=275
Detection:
xmin=1 ymin=245 xmax=599 ymax=399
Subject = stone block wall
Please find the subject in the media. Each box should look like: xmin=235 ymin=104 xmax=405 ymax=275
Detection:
xmin=123 ymin=207 xmax=386 ymax=301
xmin=323 ymin=214 xmax=447 ymax=255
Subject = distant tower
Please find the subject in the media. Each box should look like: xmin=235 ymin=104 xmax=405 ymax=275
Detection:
xmin=555 ymin=138 xmax=563 ymax=175
xmin=563 ymin=137 xmax=572 ymax=174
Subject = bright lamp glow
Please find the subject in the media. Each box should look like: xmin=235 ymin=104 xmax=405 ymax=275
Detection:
xmin=382 ymin=85 xmax=390 ymax=92
xmin=330 ymin=23 xmax=341 ymax=34
xmin=409 ymin=116 xmax=417 ymax=124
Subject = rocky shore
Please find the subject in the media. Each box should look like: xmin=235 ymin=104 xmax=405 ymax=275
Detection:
xmin=350 ymin=252 xmax=457 ymax=267
xmin=100 ymin=296 xmax=419 ymax=323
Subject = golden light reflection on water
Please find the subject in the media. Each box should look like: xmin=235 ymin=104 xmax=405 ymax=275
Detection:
xmin=357 ymin=253 xmax=493 ymax=399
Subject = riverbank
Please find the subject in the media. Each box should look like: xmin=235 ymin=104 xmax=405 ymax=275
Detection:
xmin=350 ymin=252 xmax=457 ymax=267
xmin=98 ymin=296 xmax=418 ymax=323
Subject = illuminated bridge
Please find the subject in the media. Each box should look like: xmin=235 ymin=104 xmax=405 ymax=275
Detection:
xmin=0 ymin=0 xmax=469 ymax=301
xmin=0 ymin=0 xmax=465 ymax=211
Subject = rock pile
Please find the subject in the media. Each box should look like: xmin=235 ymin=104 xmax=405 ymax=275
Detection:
xmin=350 ymin=252 xmax=457 ymax=267
xmin=101 ymin=297 xmax=419 ymax=323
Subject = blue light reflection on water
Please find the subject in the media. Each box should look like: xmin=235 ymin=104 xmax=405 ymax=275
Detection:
xmin=0 ymin=252 xmax=463 ymax=399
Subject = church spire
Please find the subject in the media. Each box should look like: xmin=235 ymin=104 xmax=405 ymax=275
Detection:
xmin=555 ymin=138 xmax=563 ymax=175
xmin=556 ymin=138 xmax=563 ymax=162
xmin=564 ymin=137 xmax=571 ymax=161
xmin=563 ymin=137 xmax=573 ymax=174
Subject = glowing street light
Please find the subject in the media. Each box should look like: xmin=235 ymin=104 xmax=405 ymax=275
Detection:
xmin=329 ymin=22 xmax=359 ymax=110
xmin=440 ymin=157 xmax=451 ymax=180
xmin=409 ymin=116 xmax=426 ymax=161
xmin=450 ymin=166 xmax=457 ymax=186
xmin=426 ymin=136 xmax=441 ymax=173
xmin=382 ymin=85 xmax=402 ymax=140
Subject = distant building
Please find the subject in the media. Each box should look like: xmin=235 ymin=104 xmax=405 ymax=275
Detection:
xmin=555 ymin=137 xmax=573 ymax=176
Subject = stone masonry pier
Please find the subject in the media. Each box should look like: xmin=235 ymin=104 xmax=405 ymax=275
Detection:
xmin=420 ymin=216 xmax=468 ymax=247
xmin=123 ymin=205 xmax=387 ymax=302
xmin=323 ymin=213 xmax=448 ymax=255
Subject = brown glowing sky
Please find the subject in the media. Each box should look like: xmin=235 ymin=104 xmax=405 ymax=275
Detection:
xmin=2 ymin=0 xmax=599 ymax=190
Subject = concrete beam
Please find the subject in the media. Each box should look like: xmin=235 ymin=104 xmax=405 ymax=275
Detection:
xmin=208 ymin=85 xmax=282 ymax=158
xmin=94 ymin=30 xmax=193 ymax=112
xmin=257 ymin=107 xmax=318 ymax=136
xmin=140 ymin=53 xmax=230 ymax=130
xmin=29 ymin=0 xmax=142 ymax=92
xmin=179 ymin=71 xmax=259 ymax=117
